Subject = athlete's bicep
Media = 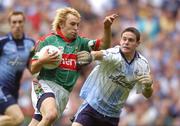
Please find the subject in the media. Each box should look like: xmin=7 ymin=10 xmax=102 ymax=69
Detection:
xmin=79 ymin=37 xmax=100 ymax=51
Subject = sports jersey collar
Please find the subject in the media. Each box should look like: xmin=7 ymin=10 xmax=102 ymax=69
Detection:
xmin=119 ymin=49 xmax=139 ymax=65
xmin=8 ymin=32 xmax=25 ymax=41
xmin=8 ymin=33 xmax=25 ymax=47
xmin=55 ymin=29 xmax=75 ymax=43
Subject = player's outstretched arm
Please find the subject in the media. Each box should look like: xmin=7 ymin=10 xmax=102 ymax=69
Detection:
xmin=91 ymin=51 xmax=103 ymax=60
xmin=77 ymin=51 xmax=93 ymax=66
xmin=77 ymin=51 xmax=104 ymax=66
xmin=100 ymin=14 xmax=119 ymax=50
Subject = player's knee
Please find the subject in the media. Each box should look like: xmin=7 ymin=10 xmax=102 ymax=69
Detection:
xmin=43 ymin=110 xmax=58 ymax=124
xmin=13 ymin=114 xmax=24 ymax=126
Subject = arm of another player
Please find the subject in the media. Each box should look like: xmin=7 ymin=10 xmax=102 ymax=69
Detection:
xmin=99 ymin=13 xmax=119 ymax=49
xmin=91 ymin=51 xmax=104 ymax=60
xmin=77 ymin=50 xmax=104 ymax=66
xmin=137 ymin=74 xmax=153 ymax=98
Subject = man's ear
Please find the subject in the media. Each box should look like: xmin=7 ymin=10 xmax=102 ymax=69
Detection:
xmin=137 ymin=41 xmax=141 ymax=45
xmin=136 ymin=41 xmax=141 ymax=48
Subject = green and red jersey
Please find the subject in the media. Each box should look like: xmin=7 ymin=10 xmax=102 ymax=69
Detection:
xmin=32 ymin=30 xmax=101 ymax=91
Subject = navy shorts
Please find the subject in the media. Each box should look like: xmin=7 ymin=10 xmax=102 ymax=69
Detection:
xmin=0 ymin=87 xmax=17 ymax=114
xmin=74 ymin=104 xmax=119 ymax=126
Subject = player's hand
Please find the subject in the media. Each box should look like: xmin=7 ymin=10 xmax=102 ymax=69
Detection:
xmin=136 ymin=74 xmax=153 ymax=88
xmin=104 ymin=13 xmax=119 ymax=28
xmin=39 ymin=49 xmax=60 ymax=64
xmin=77 ymin=51 xmax=93 ymax=66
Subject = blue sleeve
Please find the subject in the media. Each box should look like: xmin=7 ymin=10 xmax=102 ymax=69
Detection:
xmin=0 ymin=37 xmax=8 ymax=56
xmin=0 ymin=38 xmax=3 ymax=55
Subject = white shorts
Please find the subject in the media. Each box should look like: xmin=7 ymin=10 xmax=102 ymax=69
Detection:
xmin=31 ymin=79 xmax=70 ymax=119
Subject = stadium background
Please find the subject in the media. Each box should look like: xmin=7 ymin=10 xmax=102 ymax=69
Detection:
xmin=0 ymin=0 xmax=179 ymax=125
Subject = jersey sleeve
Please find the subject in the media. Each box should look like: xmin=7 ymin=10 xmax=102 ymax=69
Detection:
xmin=0 ymin=36 xmax=8 ymax=56
xmin=26 ymin=38 xmax=36 ymax=67
xmin=101 ymin=46 xmax=121 ymax=62
xmin=31 ymin=39 xmax=47 ymax=61
xmin=0 ymin=39 xmax=3 ymax=55
xmin=135 ymin=58 xmax=151 ymax=94
xmin=32 ymin=32 xmax=54 ymax=61
xmin=78 ymin=36 xmax=101 ymax=51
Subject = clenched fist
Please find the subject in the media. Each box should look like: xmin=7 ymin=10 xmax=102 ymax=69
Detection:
xmin=77 ymin=51 xmax=94 ymax=66
xmin=137 ymin=74 xmax=153 ymax=88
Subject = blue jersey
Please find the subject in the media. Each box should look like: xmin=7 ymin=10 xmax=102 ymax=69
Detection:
xmin=0 ymin=33 xmax=35 ymax=97
xmin=80 ymin=46 xmax=150 ymax=117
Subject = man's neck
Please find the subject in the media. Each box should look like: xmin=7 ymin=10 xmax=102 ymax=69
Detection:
xmin=124 ymin=52 xmax=135 ymax=61
xmin=12 ymin=34 xmax=23 ymax=40
xmin=120 ymin=49 xmax=137 ymax=64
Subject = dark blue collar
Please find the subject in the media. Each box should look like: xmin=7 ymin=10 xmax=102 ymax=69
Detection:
xmin=119 ymin=49 xmax=139 ymax=65
xmin=8 ymin=33 xmax=25 ymax=46
xmin=8 ymin=32 xmax=25 ymax=41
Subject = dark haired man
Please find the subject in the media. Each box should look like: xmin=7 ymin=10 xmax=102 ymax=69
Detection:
xmin=73 ymin=27 xmax=153 ymax=126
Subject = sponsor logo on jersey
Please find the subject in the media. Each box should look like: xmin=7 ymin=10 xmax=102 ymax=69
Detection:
xmin=59 ymin=54 xmax=77 ymax=71
xmin=8 ymin=56 xmax=25 ymax=66
xmin=109 ymin=74 xmax=136 ymax=89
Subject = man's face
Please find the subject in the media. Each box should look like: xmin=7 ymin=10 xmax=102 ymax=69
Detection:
xmin=120 ymin=31 xmax=139 ymax=55
xmin=60 ymin=14 xmax=80 ymax=40
xmin=9 ymin=15 xmax=24 ymax=39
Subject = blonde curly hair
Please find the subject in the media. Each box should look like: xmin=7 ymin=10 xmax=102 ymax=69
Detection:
xmin=52 ymin=7 xmax=81 ymax=31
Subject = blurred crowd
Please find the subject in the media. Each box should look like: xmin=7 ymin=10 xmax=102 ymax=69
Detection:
xmin=0 ymin=0 xmax=180 ymax=126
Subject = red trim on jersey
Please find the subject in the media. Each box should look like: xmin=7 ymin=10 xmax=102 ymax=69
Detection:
xmin=59 ymin=53 xmax=77 ymax=71
xmin=35 ymin=32 xmax=54 ymax=50
xmin=56 ymin=29 xmax=75 ymax=43
xmin=39 ymin=32 xmax=53 ymax=41
xmin=95 ymin=39 xmax=101 ymax=51
xmin=31 ymin=59 xmax=38 ymax=64
xmin=34 ymin=40 xmax=40 ymax=50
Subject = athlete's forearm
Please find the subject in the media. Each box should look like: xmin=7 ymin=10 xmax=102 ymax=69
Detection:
xmin=30 ymin=59 xmax=43 ymax=74
xmin=100 ymin=26 xmax=111 ymax=49
xmin=100 ymin=13 xmax=119 ymax=49
xmin=91 ymin=51 xmax=103 ymax=61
